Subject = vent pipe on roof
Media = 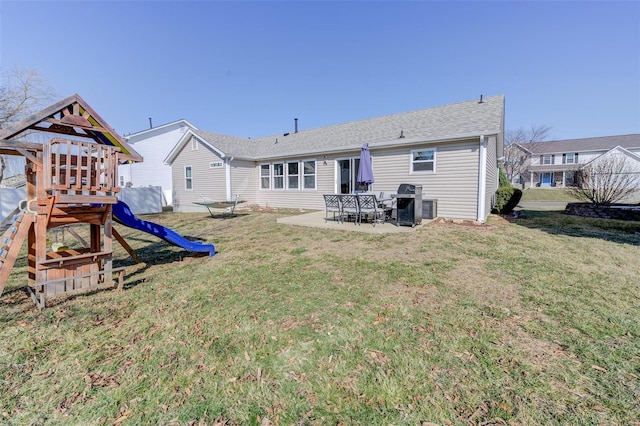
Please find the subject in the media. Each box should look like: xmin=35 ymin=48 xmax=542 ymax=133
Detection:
xmin=478 ymin=95 xmax=484 ymax=104
xmin=295 ymin=118 xmax=298 ymax=133
xmin=149 ymin=117 xmax=153 ymax=128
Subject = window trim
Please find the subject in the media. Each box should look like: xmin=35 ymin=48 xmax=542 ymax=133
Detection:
xmin=563 ymin=152 xmax=578 ymax=164
xmin=272 ymin=162 xmax=285 ymax=190
xmin=286 ymin=161 xmax=300 ymax=190
xmin=302 ymin=159 xmax=316 ymax=190
xmin=184 ymin=165 xmax=193 ymax=191
xmin=259 ymin=163 xmax=271 ymax=190
xmin=410 ymin=148 xmax=436 ymax=174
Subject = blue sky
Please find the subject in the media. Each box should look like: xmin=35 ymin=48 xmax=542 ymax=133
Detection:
xmin=1 ymin=1 xmax=638 ymax=140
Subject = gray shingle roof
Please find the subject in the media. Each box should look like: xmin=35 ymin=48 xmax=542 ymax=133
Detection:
xmin=195 ymin=95 xmax=504 ymax=160
xmin=523 ymin=134 xmax=640 ymax=155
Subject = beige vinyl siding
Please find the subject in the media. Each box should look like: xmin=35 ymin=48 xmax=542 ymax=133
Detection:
xmin=230 ymin=159 xmax=258 ymax=204
xmin=172 ymin=136 xmax=227 ymax=212
xmin=371 ymin=138 xmax=481 ymax=220
xmin=483 ymin=135 xmax=498 ymax=220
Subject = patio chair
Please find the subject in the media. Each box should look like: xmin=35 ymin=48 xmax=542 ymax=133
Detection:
xmin=339 ymin=194 xmax=359 ymax=224
xmin=378 ymin=192 xmax=395 ymax=221
xmin=357 ymin=194 xmax=385 ymax=226
xmin=323 ymin=194 xmax=342 ymax=223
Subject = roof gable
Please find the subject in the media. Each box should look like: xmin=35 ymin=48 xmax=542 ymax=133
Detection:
xmin=525 ymin=134 xmax=640 ymax=155
xmin=125 ymin=119 xmax=198 ymax=142
xmin=584 ymin=145 xmax=640 ymax=168
xmin=0 ymin=93 xmax=142 ymax=162
xmin=164 ymin=129 xmax=246 ymax=164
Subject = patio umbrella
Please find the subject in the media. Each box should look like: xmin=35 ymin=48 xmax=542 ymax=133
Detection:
xmin=357 ymin=142 xmax=374 ymax=186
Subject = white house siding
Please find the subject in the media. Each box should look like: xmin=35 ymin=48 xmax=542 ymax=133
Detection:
xmin=172 ymin=137 xmax=227 ymax=212
xmin=483 ymin=135 xmax=498 ymax=220
xmin=370 ymin=138 xmax=481 ymax=220
xmin=119 ymin=124 xmax=190 ymax=205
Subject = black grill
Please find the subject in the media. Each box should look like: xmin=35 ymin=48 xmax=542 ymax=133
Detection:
xmin=394 ymin=183 xmax=422 ymax=227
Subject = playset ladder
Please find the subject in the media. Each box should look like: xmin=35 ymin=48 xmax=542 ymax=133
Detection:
xmin=0 ymin=211 xmax=34 ymax=294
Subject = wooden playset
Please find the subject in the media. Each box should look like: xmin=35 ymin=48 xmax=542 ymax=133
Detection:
xmin=0 ymin=94 xmax=142 ymax=307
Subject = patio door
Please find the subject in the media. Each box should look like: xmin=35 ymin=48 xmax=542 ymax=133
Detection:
xmin=337 ymin=158 xmax=365 ymax=194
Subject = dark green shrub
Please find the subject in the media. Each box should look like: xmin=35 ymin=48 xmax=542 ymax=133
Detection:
xmin=494 ymin=186 xmax=523 ymax=214
xmin=499 ymin=168 xmax=511 ymax=188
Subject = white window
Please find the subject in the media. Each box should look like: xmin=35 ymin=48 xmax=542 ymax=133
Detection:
xmin=564 ymin=153 xmax=578 ymax=164
xmin=542 ymin=154 xmax=554 ymax=165
xmin=411 ymin=149 xmax=436 ymax=173
xmin=119 ymin=175 xmax=124 ymax=187
xmin=287 ymin=162 xmax=299 ymax=189
xmin=260 ymin=164 xmax=270 ymax=189
xmin=185 ymin=166 xmax=193 ymax=190
xmin=273 ymin=163 xmax=284 ymax=189
xmin=303 ymin=160 xmax=316 ymax=189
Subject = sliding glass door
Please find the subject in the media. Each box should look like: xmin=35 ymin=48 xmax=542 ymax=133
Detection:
xmin=337 ymin=158 xmax=367 ymax=194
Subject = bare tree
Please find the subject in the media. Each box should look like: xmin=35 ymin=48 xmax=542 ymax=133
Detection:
xmin=566 ymin=153 xmax=640 ymax=205
xmin=503 ymin=124 xmax=552 ymax=184
xmin=0 ymin=67 xmax=55 ymax=183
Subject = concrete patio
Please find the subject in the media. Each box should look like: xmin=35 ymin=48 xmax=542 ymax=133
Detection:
xmin=277 ymin=210 xmax=427 ymax=234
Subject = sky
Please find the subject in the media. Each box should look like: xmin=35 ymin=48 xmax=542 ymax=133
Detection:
xmin=0 ymin=0 xmax=638 ymax=141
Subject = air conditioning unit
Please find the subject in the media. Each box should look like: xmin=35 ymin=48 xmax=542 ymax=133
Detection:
xmin=422 ymin=199 xmax=438 ymax=220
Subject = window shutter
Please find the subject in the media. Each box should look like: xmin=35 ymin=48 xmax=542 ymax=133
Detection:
xmin=551 ymin=154 xmax=555 ymax=164
xmin=575 ymin=153 xmax=579 ymax=162
xmin=562 ymin=153 xmax=566 ymax=164
xmin=540 ymin=155 xmax=543 ymax=164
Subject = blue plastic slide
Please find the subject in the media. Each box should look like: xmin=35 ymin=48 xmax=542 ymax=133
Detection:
xmin=112 ymin=200 xmax=215 ymax=257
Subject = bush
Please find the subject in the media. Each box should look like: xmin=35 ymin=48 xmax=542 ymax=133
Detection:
xmin=494 ymin=186 xmax=523 ymax=214
xmin=499 ymin=168 xmax=511 ymax=188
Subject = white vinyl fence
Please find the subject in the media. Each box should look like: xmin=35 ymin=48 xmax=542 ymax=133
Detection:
xmin=0 ymin=186 xmax=162 ymax=223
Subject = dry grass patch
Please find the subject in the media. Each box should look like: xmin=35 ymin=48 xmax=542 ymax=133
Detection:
xmin=1 ymin=208 xmax=639 ymax=425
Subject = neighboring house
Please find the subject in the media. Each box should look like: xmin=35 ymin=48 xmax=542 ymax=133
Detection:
xmin=512 ymin=134 xmax=640 ymax=188
xmin=163 ymin=95 xmax=505 ymax=223
xmin=118 ymin=119 xmax=198 ymax=205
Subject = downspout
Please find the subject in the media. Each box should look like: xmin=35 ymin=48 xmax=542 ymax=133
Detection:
xmin=477 ymin=135 xmax=487 ymax=222
xmin=225 ymin=156 xmax=234 ymax=200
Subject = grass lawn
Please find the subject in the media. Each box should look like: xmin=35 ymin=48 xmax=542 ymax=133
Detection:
xmin=520 ymin=188 xmax=581 ymax=203
xmin=1 ymin=208 xmax=639 ymax=425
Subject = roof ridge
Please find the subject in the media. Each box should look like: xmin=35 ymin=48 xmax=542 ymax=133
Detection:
xmin=201 ymin=95 xmax=504 ymax=141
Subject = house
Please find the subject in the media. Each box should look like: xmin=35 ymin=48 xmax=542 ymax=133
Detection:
xmin=118 ymin=119 xmax=198 ymax=205
xmin=511 ymin=134 xmax=640 ymax=188
xmin=163 ymin=95 xmax=505 ymax=223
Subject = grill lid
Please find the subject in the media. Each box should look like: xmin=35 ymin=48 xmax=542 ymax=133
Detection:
xmin=397 ymin=183 xmax=416 ymax=194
